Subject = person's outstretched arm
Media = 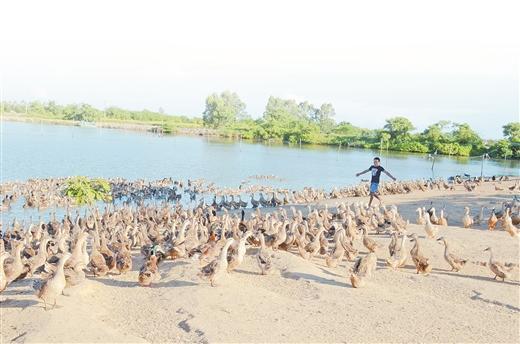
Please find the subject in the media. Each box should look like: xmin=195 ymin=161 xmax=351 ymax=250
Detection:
xmin=356 ymin=169 xmax=370 ymax=177
xmin=384 ymin=170 xmax=397 ymax=181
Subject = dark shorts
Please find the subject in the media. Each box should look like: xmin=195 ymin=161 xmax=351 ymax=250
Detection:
xmin=370 ymin=182 xmax=379 ymax=193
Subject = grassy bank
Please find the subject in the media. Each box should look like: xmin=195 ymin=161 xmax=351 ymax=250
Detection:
xmin=1 ymin=113 xmax=211 ymax=135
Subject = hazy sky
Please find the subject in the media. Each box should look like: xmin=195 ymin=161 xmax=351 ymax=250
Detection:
xmin=1 ymin=0 xmax=518 ymax=139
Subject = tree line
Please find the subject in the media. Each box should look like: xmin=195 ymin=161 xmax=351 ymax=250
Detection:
xmin=202 ymin=91 xmax=519 ymax=159
xmin=2 ymin=100 xmax=201 ymax=133
xmin=2 ymin=97 xmax=519 ymax=159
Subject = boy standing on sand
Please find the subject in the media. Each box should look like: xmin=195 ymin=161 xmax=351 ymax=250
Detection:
xmin=356 ymin=157 xmax=396 ymax=207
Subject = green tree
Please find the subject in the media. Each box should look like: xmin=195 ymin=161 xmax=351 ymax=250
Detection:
xmin=490 ymin=140 xmax=513 ymax=159
xmin=384 ymin=116 xmax=415 ymax=139
xmin=105 ymin=107 xmax=127 ymax=119
xmin=262 ymin=97 xmax=301 ymax=139
xmin=29 ymin=101 xmax=47 ymax=115
xmin=202 ymin=91 xmax=246 ymax=128
xmin=380 ymin=131 xmax=391 ymax=147
xmin=63 ymin=103 xmax=99 ymax=122
xmin=44 ymin=101 xmax=62 ymax=117
xmin=297 ymin=101 xmax=317 ymax=121
xmin=502 ymin=122 xmax=520 ymax=158
xmin=503 ymin=122 xmax=520 ymax=142
xmin=452 ymin=123 xmax=482 ymax=146
xmin=314 ymin=103 xmax=336 ymax=133
xmin=449 ymin=123 xmax=484 ymax=155
xmin=421 ymin=121 xmax=450 ymax=143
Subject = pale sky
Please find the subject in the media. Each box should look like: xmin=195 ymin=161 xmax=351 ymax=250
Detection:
xmin=1 ymin=0 xmax=519 ymax=139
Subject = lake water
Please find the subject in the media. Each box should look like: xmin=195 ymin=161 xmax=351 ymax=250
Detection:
xmin=2 ymin=121 xmax=519 ymax=189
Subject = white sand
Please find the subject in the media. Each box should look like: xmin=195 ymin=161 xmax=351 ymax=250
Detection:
xmin=1 ymin=181 xmax=519 ymax=343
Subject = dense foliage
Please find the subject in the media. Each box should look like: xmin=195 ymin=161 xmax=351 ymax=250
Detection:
xmin=3 ymin=98 xmax=518 ymax=159
xmin=2 ymin=100 xmax=201 ymax=132
xmin=64 ymin=176 xmax=112 ymax=205
xmin=200 ymin=95 xmax=517 ymax=159
xmin=202 ymin=91 xmax=247 ymax=128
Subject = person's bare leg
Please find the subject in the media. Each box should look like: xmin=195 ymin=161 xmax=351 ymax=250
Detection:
xmin=373 ymin=193 xmax=382 ymax=206
xmin=368 ymin=194 xmax=374 ymax=207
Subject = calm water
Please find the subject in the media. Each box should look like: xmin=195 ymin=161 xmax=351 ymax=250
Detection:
xmin=2 ymin=121 xmax=519 ymax=188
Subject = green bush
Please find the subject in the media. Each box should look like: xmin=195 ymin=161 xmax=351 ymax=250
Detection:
xmin=64 ymin=176 xmax=112 ymax=205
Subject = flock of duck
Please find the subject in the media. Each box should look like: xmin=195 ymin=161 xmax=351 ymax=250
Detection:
xmin=0 ymin=176 xmax=519 ymax=311
xmin=2 ymin=175 xmax=516 ymax=213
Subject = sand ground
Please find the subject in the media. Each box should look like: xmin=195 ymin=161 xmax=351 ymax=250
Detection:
xmin=1 ymin=181 xmax=519 ymax=343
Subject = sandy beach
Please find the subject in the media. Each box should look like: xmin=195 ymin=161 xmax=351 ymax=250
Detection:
xmin=1 ymin=181 xmax=519 ymax=343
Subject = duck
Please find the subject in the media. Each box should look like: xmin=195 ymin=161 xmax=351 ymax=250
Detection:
xmin=64 ymin=261 xmax=86 ymax=287
xmin=483 ymin=247 xmax=512 ymax=281
xmin=502 ymin=208 xmax=518 ymax=237
xmin=164 ymin=221 xmax=188 ymax=260
xmin=423 ymin=214 xmax=437 ymax=239
xmin=319 ymin=228 xmax=329 ymax=255
xmin=439 ymin=209 xmax=448 ymax=227
xmin=511 ymin=210 xmax=520 ymax=226
xmin=415 ymin=207 xmax=425 ymax=225
xmin=65 ymin=231 xmax=89 ymax=269
xmin=429 ymin=207 xmax=439 ymax=225
xmin=473 ymin=206 xmax=485 ymax=225
xmin=237 ymin=195 xmax=248 ymax=208
xmin=227 ymin=231 xmax=254 ymax=272
xmin=0 ymin=252 xmax=10 ymax=294
xmin=138 ymin=255 xmax=161 ymax=287
xmin=462 ymin=207 xmax=473 ymax=228
xmin=278 ymin=222 xmax=297 ymax=251
xmin=4 ymin=240 xmax=31 ymax=284
xmin=409 ymin=234 xmax=432 ymax=275
xmin=28 ymin=236 xmax=52 ymax=274
xmin=345 ymin=216 xmax=358 ymax=241
xmin=437 ymin=237 xmax=467 ymax=272
xmin=191 ymin=234 xmax=220 ymax=264
xmin=341 ymin=238 xmax=358 ymax=262
xmin=115 ymin=243 xmax=133 ymax=274
xmin=325 ymin=233 xmax=346 ymax=268
xmin=361 ymin=227 xmax=379 ymax=253
xmin=349 ymin=252 xmax=377 ymax=288
xmin=385 ymin=232 xmax=408 ymax=270
xmin=272 ymin=221 xmax=289 ymax=250
xmin=199 ymin=238 xmax=234 ymax=286
xmin=99 ymin=233 xmax=117 ymax=271
xmin=88 ymin=232 xmax=109 ymax=276
xmin=388 ymin=232 xmax=398 ymax=257
xmin=256 ymin=233 xmax=272 ymax=275
xmin=34 ymin=252 xmax=72 ymax=310
xmin=250 ymin=194 xmax=260 ymax=208
xmin=297 ymin=227 xmax=326 ymax=259
xmin=488 ymin=208 xmax=498 ymax=230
